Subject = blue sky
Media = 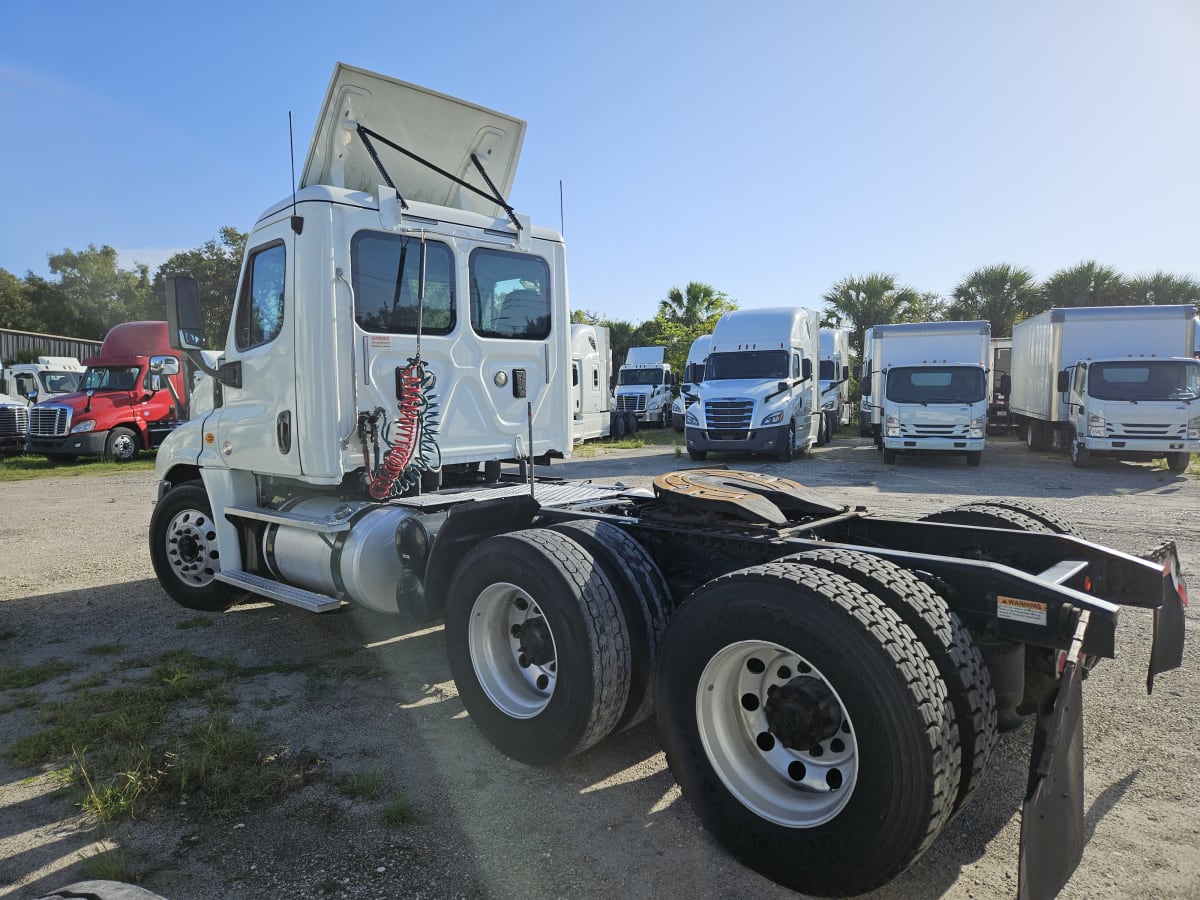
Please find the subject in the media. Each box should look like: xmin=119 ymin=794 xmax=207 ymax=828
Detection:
xmin=2 ymin=1 xmax=1197 ymax=325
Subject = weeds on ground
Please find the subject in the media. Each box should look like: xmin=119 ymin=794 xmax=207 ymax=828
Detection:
xmin=0 ymin=455 xmax=157 ymax=482
xmin=382 ymin=794 xmax=421 ymax=826
xmin=0 ymin=660 xmax=76 ymax=691
xmin=176 ymin=616 xmax=213 ymax=630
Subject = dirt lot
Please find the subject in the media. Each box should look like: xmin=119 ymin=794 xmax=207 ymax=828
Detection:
xmin=1 ymin=436 xmax=1198 ymax=900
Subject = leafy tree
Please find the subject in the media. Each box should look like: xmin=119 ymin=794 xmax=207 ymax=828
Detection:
xmin=152 ymin=226 xmax=247 ymax=347
xmin=821 ymin=273 xmax=925 ymax=357
xmin=658 ymin=281 xmax=736 ymax=327
xmin=1126 ymin=271 xmax=1200 ymax=307
xmin=948 ymin=264 xmax=1041 ymax=337
xmin=1042 ymin=261 xmax=1128 ymax=308
xmin=0 ymin=268 xmax=37 ymax=331
xmin=46 ymin=244 xmax=153 ymax=339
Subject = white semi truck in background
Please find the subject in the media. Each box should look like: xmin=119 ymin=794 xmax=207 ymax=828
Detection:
xmin=860 ymin=320 xmax=991 ymax=466
xmin=671 ymin=333 xmax=711 ymax=432
xmin=148 ymin=63 xmax=1185 ymax=899
xmin=613 ymin=346 xmax=673 ymax=427
xmin=685 ymin=307 xmax=821 ymax=461
xmin=1 ymin=356 xmax=84 ymax=406
xmin=818 ymin=327 xmax=853 ymax=444
xmin=569 ymin=323 xmax=613 ymax=443
xmin=1011 ymin=305 xmax=1200 ymax=471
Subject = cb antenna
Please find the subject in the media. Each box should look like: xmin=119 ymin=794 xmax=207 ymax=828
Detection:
xmin=559 ymin=179 xmax=564 ymax=235
xmin=289 ymin=111 xmax=303 ymax=234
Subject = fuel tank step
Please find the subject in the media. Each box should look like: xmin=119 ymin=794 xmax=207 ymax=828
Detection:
xmin=224 ymin=504 xmax=353 ymax=533
xmin=215 ymin=570 xmax=343 ymax=613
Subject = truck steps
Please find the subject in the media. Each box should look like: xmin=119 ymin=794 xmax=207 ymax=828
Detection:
xmin=224 ymin=504 xmax=353 ymax=533
xmin=215 ymin=570 xmax=343 ymax=613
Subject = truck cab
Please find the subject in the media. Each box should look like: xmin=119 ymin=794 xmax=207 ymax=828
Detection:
xmin=671 ymin=333 xmax=711 ymax=432
xmin=1 ymin=356 xmax=83 ymax=406
xmin=0 ymin=391 xmax=28 ymax=456
xmin=685 ymin=307 xmax=819 ymax=462
xmin=26 ymin=322 xmax=187 ymax=462
xmin=614 ymin=347 xmax=674 ymax=427
xmin=570 ymin=323 xmax=613 ymax=442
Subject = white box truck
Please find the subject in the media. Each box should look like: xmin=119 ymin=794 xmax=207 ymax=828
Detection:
xmin=685 ymin=307 xmax=820 ymax=461
xmin=818 ymin=327 xmax=853 ymax=443
xmin=1011 ymin=305 xmax=1200 ymax=471
xmin=570 ymin=323 xmax=613 ymax=442
xmin=614 ymin=346 xmax=673 ymax=427
xmin=671 ymin=333 xmax=711 ymax=432
xmin=860 ymin=320 xmax=991 ymax=466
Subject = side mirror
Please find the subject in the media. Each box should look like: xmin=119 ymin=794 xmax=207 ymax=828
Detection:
xmin=861 ymin=380 xmax=872 ymax=398
xmin=165 ymin=275 xmax=206 ymax=351
xmin=1000 ymin=373 xmax=1011 ymax=395
xmin=853 ymin=364 xmax=862 ymax=380
xmin=778 ymin=381 xmax=790 ymax=392
xmin=1056 ymin=370 xmax=1070 ymax=393
xmin=149 ymin=355 xmax=180 ymax=376
xmin=802 ymin=358 xmax=813 ymax=380
xmin=27 ymin=390 xmax=38 ymax=404
xmin=841 ymin=365 xmax=850 ymax=381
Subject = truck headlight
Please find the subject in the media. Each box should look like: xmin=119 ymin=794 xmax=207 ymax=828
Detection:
xmin=885 ymin=415 xmax=900 ymax=437
xmin=70 ymin=420 xmax=96 ymax=434
xmin=685 ymin=408 xmax=700 ymax=426
xmin=969 ymin=416 xmax=986 ymax=438
xmin=1189 ymin=415 xmax=1200 ymax=439
xmin=1088 ymin=414 xmax=1106 ymax=438
xmin=761 ymin=410 xmax=784 ymax=426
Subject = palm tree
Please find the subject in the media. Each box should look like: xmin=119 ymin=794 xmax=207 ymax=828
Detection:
xmin=658 ymin=282 xmax=732 ymax=327
xmin=1042 ymin=261 xmax=1128 ymax=308
xmin=1127 ymin=271 xmax=1200 ymax=306
xmin=948 ymin=264 xmax=1040 ymax=337
xmin=821 ymin=273 xmax=923 ymax=357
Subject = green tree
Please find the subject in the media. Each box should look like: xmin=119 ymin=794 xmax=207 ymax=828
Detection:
xmin=821 ymin=273 xmax=924 ymax=357
xmin=1126 ymin=271 xmax=1200 ymax=307
xmin=658 ymin=281 xmax=736 ymax=327
xmin=152 ymin=226 xmax=247 ymax=347
xmin=46 ymin=244 xmax=153 ymax=339
xmin=0 ymin=268 xmax=37 ymax=331
xmin=948 ymin=264 xmax=1041 ymax=337
xmin=1042 ymin=261 xmax=1128 ymax=308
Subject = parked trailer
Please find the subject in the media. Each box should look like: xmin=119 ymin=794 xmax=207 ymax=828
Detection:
xmin=1011 ymin=305 xmax=1200 ymax=471
xmin=149 ymin=64 xmax=1185 ymax=899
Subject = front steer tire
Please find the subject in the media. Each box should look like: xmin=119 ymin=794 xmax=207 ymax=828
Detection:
xmin=444 ymin=529 xmax=631 ymax=766
xmin=148 ymin=481 xmax=244 ymax=612
xmin=655 ymin=561 xmax=957 ymax=897
xmin=105 ymin=426 xmax=140 ymax=462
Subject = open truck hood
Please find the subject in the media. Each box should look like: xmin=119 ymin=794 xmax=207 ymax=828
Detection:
xmin=302 ymin=63 xmax=526 ymax=219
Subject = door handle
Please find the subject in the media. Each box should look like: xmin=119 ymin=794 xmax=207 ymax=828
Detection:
xmin=276 ymin=411 xmax=292 ymax=454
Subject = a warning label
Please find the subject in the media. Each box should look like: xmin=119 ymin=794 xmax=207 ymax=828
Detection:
xmin=369 ymin=335 xmax=392 ymax=349
xmin=996 ymin=595 xmax=1048 ymax=626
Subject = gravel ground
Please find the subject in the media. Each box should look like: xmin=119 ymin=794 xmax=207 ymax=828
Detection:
xmin=1 ymin=435 xmax=1197 ymax=900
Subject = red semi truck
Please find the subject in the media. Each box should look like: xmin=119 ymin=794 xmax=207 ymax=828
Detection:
xmin=26 ymin=321 xmax=190 ymax=462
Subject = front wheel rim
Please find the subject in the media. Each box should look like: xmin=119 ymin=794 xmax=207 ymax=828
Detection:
xmin=696 ymin=640 xmax=858 ymax=827
xmin=468 ymin=582 xmax=558 ymax=719
xmin=112 ymin=433 xmax=136 ymax=459
xmin=164 ymin=508 xmax=220 ymax=587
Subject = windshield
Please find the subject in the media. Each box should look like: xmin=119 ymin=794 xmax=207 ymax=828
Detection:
xmin=617 ymin=368 xmax=665 ymax=387
xmin=705 ymin=350 xmax=789 ymax=381
xmin=885 ymin=366 xmax=986 ymax=404
xmin=1087 ymin=360 xmax=1200 ymax=401
xmin=42 ymin=371 xmax=81 ymax=393
xmin=81 ymin=366 xmax=141 ymax=392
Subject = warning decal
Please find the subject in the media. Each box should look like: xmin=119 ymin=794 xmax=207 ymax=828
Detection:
xmin=996 ymin=595 xmax=1048 ymax=626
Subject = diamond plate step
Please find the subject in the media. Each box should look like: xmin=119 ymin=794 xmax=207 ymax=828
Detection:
xmin=215 ymin=570 xmax=342 ymax=613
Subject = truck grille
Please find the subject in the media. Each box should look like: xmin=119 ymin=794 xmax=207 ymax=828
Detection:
xmin=705 ymin=399 xmax=754 ymax=431
xmin=899 ymin=423 xmax=968 ymax=437
xmin=29 ymin=405 xmax=70 ymax=437
xmin=616 ymin=394 xmax=646 ymax=412
xmin=0 ymin=406 xmax=28 ymax=439
xmin=1106 ymin=422 xmax=1178 ymax=439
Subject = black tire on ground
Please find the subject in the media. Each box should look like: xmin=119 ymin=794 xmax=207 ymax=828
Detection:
xmin=548 ymin=519 xmax=672 ymax=731
xmin=655 ymin=561 xmax=958 ymax=897
xmin=1069 ymin=429 xmax=1091 ymax=468
xmin=105 ymin=426 xmax=140 ymax=462
xmin=148 ymin=481 xmax=246 ymax=612
xmin=626 ymin=412 xmax=639 ymax=436
xmin=787 ymin=548 xmax=995 ymax=816
xmin=612 ymin=412 xmax=627 ymax=440
xmin=444 ymin=529 xmax=631 ymax=765
xmin=1025 ymin=419 xmax=1049 ymax=452
xmin=815 ymin=413 xmax=829 ymax=447
xmin=688 ymin=448 xmax=707 ymax=461
xmin=883 ymin=447 xmax=897 ymax=464
xmin=777 ymin=422 xmax=795 ymax=462
xmin=966 ymin=451 xmax=982 ymax=467
xmin=958 ymin=499 xmax=1079 ymax=535
xmin=1167 ymin=452 xmax=1191 ymax=474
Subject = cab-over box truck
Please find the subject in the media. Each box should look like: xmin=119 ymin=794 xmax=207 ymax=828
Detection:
xmin=150 ymin=63 xmax=1185 ymax=899
xmin=1011 ymin=305 xmax=1200 ymax=471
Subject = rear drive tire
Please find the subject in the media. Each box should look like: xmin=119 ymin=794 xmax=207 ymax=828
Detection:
xmin=959 ymin=499 xmax=1079 ymax=535
xmin=655 ymin=561 xmax=957 ymax=897
xmin=149 ymin=481 xmax=245 ymax=612
xmin=444 ymin=529 xmax=631 ymax=765
xmin=788 ymin=549 xmax=994 ymax=816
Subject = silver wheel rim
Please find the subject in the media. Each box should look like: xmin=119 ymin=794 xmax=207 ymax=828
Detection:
xmin=164 ymin=507 xmax=220 ymax=587
xmin=696 ymin=640 xmax=858 ymax=827
xmin=111 ymin=432 xmax=136 ymax=460
xmin=468 ymin=582 xmax=558 ymax=719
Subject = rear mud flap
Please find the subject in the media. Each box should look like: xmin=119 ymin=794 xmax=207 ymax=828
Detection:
xmin=1146 ymin=540 xmax=1187 ymax=693
xmin=1018 ymin=612 xmax=1087 ymax=900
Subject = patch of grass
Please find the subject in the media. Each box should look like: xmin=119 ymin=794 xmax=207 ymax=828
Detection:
xmin=0 ymin=660 xmax=76 ymax=691
xmin=573 ymin=425 xmax=678 ymax=456
xmin=381 ymin=794 xmax=421 ymax=826
xmin=176 ymin=616 xmax=213 ymax=629
xmin=0 ymin=455 xmax=157 ymax=482
xmin=79 ymin=844 xmax=136 ymax=882
xmin=86 ymin=643 xmax=126 ymax=656
xmin=334 ymin=767 xmax=385 ymax=800
xmin=0 ymin=629 xmax=16 ymax=641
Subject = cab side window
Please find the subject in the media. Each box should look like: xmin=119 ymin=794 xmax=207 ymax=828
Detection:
xmin=235 ymin=243 xmax=286 ymax=350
